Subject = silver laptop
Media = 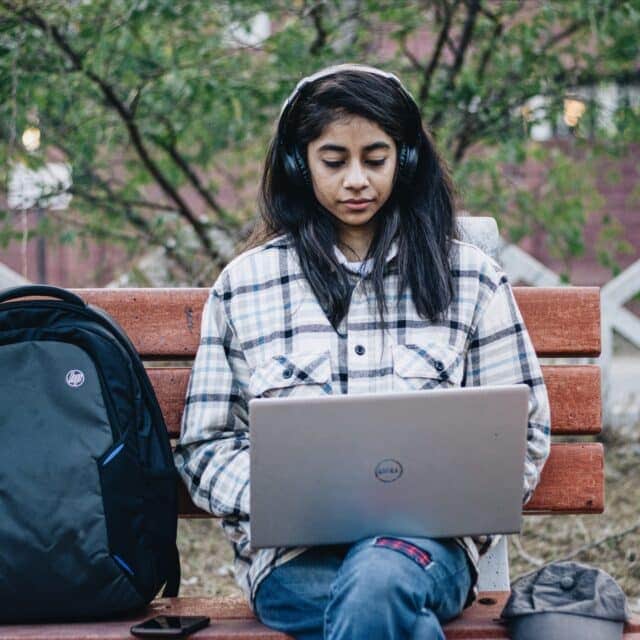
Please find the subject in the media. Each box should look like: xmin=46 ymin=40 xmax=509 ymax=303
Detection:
xmin=249 ymin=384 xmax=529 ymax=549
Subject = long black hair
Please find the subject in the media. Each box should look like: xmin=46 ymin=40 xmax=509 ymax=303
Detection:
xmin=249 ymin=68 xmax=459 ymax=331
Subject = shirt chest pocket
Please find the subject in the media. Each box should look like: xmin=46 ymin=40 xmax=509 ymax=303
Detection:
xmin=248 ymin=350 xmax=333 ymax=398
xmin=392 ymin=343 xmax=465 ymax=391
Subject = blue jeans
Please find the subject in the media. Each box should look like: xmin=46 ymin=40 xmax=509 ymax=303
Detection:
xmin=254 ymin=536 xmax=472 ymax=640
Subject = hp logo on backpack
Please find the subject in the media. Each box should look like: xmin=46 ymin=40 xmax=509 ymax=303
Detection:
xmin=66 ymin=369 xmax=85 ymax=388
xmin=0 ymin=285 xmax=180 ymax=622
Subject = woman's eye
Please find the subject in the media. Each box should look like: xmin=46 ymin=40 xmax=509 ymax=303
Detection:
xmin=322 ymin=160 xmax=344 ymax=168
xmin=322 ymin=159 xmax=387 ymax=168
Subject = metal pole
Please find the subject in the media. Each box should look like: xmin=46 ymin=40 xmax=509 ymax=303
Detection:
xmin=36 ymin=205 xmax=46 ymax=283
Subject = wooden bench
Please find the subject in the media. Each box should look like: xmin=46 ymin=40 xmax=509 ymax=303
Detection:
xmin=2 ymin=283 xmax=639 ymax=637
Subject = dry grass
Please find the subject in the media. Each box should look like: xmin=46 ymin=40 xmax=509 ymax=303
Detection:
xmin=177 ymin=431 xmax=640 ymax=612
xmin=176 ymin=519 xmax=241 ymax=598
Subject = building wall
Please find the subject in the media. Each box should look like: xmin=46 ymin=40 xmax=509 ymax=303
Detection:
xmin=0 ymin=233 xmax=128 ymax=287
xmin=519 ymin=143 xmax=639 ymax=287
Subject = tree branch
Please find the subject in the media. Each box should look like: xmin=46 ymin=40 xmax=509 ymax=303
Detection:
xmin=68 ymin=183 xmax=200 ymax=278
xmin=452 ymin=95 xmax=523 ymax=163
xmin=331 ymin=0 xmax=361 ymax=54
xmin=474 ymin=11 xmax=504 ymax=83
xmin=539 ymin=18 xmax=586 ymax=53
xmin=38 ymin=207 xmax=139 ymax=243
xmin=449 ymin=6 xmax=509 ymax=162
xmin=418 ymin=0 xmax=462 ymax=105
xmin=536 ymin=3 xmax=616 ymax=56
xmin=22 ymin=179 xmax=197 ymax=279
xmin=400 ymin=36 xmax=423 ymax=72
xmin=447 ymin=33 xmax=637 ymax=165
xmin=4 ymin=1 xmax=220 ymax=260
xmin=449 ymin=0 xmax=481 ymax=84
xmin=430 ymin=0 xmax=482 ymax=128
xmin=153 ymin=134 xmax=238 ymax=228
xmin=307 ymin=2 xmax=327 ymax=55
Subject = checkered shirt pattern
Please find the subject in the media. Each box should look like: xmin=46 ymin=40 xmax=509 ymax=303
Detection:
xmin=174 ymin=233 xmax=551 ymax=610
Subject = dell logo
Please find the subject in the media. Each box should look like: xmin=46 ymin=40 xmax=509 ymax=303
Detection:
xmin=66 ymin=370 xmax=85 ymax=388
xmin=375 ymin=459 xmax=403 ymax=483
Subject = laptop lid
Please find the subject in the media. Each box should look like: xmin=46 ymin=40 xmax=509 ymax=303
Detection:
xmin=249 ymin=384 xmax=529 ymax=549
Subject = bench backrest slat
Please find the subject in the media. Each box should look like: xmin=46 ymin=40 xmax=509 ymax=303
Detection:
xmin=151 ymin=364 xmax=601 ymax=438
xmin=513 ymin=287 xmax=600 ymax=357
xmin=176 ymin=443 xmax=604 ymax=516
xmin=75 ymin=287 xmax=600 ymax=358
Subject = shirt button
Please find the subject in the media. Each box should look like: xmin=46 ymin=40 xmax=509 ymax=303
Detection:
xmin=355 ymin=345 xmax=366 ymax=356
xmin=560 ymin=576 xmax=575 ymax=590
xmin=282 ymin=368 xmax=293 ymax=379
xmin=434 ymin=361 xmax=444 ymax=372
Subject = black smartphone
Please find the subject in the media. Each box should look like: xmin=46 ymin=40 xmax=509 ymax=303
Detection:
xmin=130 ymin=615 xmax=210 ymax=637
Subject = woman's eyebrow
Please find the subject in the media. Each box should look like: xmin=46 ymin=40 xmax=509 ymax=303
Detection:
xmin=317 ymin=141 xmax=392 ymax=153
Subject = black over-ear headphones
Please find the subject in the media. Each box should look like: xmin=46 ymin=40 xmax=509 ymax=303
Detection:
xmin=276 ymin=63 xmax=421 ymax=191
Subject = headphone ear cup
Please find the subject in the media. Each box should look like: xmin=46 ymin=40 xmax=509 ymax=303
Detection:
xmin=397 ymin=143 xmax=419 ymax=186
xmin=282 ymin=144 xmax=311 ymax=190
xmin=293 ymin=145 xmax=312 ymax=187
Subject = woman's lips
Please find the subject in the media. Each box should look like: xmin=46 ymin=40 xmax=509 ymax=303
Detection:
xmin=343 ymin=199 xmax=373 ymax=211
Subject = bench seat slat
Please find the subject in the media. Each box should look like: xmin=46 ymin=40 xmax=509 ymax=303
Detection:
xmin=73 ymin=287 xmax=600 ymax=358
xmin=2 ymin=594 xmax=637 ymax=638
xmin=150 ymin=365 xmax=602 ymax=438
xmin=177 ymin=443 xmax=604 ymax=517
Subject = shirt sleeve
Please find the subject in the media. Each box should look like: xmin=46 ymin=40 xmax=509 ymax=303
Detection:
xmin=173 ymin=280 xmax=251 ymax=520
xmin=464 ymin=271 xmax=551 ymax=505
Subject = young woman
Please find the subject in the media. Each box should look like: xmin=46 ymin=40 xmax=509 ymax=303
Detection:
xmin=174 ymin=64 xmax=551 ymax=640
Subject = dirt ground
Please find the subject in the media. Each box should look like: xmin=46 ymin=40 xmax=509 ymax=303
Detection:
xmin=177 ymin=429 xmax=640 ymax=613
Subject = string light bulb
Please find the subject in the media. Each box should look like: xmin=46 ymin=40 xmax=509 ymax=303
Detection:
xmin=564 ymin=98 xmax=586 ymax=128
xmin=21 ymin=126 xmax=41 ymax=152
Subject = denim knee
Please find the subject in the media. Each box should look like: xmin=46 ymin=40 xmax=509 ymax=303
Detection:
xmin=334 ymin=545 xmax=425 ymax=609
xmin=324 ymin=537 xmax=429 ymax=638
xmin=324 ymin=536 xmax=471 ymax=640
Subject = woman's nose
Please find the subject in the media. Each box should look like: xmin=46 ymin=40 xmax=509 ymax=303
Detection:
xmin=343 ymin=161 xmax=369 ymax=189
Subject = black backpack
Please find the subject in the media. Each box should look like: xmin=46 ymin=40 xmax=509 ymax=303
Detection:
xmin=0 ymin=285 xmax=180 ymax=622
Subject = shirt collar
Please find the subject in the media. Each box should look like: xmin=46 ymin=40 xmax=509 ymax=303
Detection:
xmin=333 ymin=239 xmax=399 ymax=275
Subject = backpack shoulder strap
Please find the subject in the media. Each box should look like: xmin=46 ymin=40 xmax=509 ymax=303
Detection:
xmin=162 ymin=543 xmax=181 ymax=597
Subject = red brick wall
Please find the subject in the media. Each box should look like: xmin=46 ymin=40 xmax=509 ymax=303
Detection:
xmin=0 ymin=232 xmax=128 ymax=287
xmin=518 ymin=143 xmax=639 ymax=286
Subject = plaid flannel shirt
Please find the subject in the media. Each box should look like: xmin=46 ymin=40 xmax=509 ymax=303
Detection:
xmin=174 ymin=233 xmax=551 ymax=609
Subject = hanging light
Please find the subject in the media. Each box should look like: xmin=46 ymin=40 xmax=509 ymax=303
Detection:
xmin=21 ymin=126 xmax=41 ymax=152
xmin=563 ymin=97 xmax=586 ymax=128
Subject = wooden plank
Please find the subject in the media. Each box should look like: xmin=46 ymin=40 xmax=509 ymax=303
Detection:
xmin=150 ymin=368 xmax=189 ymax=437
xmin=513 ymin=287 xmax=600 ymax=357
xmin=151 ymin=365 xmax=602 ymax=439
xmin=74 ymin=288 xmax=208 ymax=360
xmin=177 ymin=443 xmax=604 ymax=517
xmin=72 ymin=287 xmax=600 ymax=358
xmin=0 ymin=617 xmax=289 ymax=639
xmin=525 ymin=443 xmax=604 ymax=513
xmin=543 ymin=365 xmax=601 ymax=435
xmin=4 ymin=595 xmax=634 ymax=639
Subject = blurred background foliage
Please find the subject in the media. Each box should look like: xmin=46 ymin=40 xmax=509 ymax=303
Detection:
xmin=1 ymin=0 xmax=638 ymax=284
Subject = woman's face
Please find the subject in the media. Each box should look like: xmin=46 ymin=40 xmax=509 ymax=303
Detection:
xmin=306 ymin=115 xmax=397 ymax=253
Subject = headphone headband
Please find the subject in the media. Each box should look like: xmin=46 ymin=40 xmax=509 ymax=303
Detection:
xmin=279 ymin=63 xmax=416 ymax=117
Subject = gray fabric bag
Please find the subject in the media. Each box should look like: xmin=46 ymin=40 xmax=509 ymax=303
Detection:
xmin=501 ymin=561 xmax=629 ymax=639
